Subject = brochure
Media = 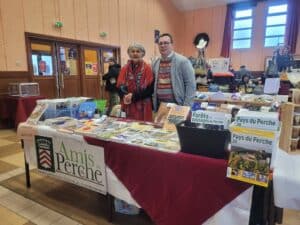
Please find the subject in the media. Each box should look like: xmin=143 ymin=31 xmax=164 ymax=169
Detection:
xmin=227 ymin=149 xmax=271 ymax=187
xmin=163 ymin=105 xmax=190 ymax=131
xmin=154 ymin=103 xmax=176 ymax=125
xmin=26 ymin=103 xmax=48 ymax=124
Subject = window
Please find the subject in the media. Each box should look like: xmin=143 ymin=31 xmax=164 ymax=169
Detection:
xmin=232 ymin=8 xmax=253 ymax=49
xmin=31 ymin=43 xmax=54 ymax=76
xmin=264 ymin=3 xmax=288 ymax=47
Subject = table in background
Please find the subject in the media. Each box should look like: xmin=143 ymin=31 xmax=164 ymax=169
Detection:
xmin=0 ymin=95 xmax=45 ymax=128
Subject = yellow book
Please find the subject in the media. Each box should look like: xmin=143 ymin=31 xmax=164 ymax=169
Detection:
xmin=163 ymin=105 xmax=190 ymax=131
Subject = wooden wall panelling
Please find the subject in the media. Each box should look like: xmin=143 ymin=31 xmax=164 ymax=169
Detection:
xmin=37 ymin=78 xmax=57 ymax=98
xmin=0 ymin=72 xmax=29 ymax=96
xmin=145 ymin=0 xmax=155 ymax=62
xmin=210 ymin=6 xmax=226 ymax=58
xmin=126 ymin=0 xmax=135 ymax=51
xmin=108 ymin=0 xmax=120 ymax=46
xmin=197 ymin=9 xmax=212 ymax=57
xmin=74 ymin=0 xmax=88 ymax=40
xmin=183 ymin=12 xmax=195 ymax=57
xmin=85 ymin=77 xmax=100 ymax=99
xmin=118 ymin=0 xmax=129 ymax=64
xmin=59 ymin=0 xmax=76 ymax=39
xmin=98 ymin=0 xmax=110 ymax=45
xmin=190 ymin=10 xmax=201 ymax=57
xmin=0 ymin=0 xmax=27 ymax=71
xmin=23 ymin=0 xmax=43 ymax=33
xmin=42 ymin=0 xmax=61 ymax=36
xmin=86 ymin=0 xmax=100 ymax=43
xmin=62 ymin=77 xmax=81 ymax=97
xmin=0 ymin=3 xmax=6 ymax=70
xmin=133 ymin=0 xmax=144 ymax=44
xmin=155 ymin=0 xmax=168 ymax=35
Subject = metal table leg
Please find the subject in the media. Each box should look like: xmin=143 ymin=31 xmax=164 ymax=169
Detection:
xmin=21 ymin=140 xmax=31 ymax=188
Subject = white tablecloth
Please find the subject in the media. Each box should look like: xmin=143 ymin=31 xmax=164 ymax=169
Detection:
xmin=273 ymin=148 xmax=300 ymax=210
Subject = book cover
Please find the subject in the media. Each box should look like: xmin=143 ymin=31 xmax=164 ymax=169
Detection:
xmin=26 ymin=103 xmax=48 ymax=124
xmin=163 ymin=105 xmax=190 ymax=131
xmin=154 ymin=103 xmax=175 ymax=125
xmin=226 ymin=149 xmax=271 ymax=187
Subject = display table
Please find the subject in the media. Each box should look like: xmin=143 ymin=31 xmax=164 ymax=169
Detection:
xmin=0 ymin=95 xmax=45 ymax=128
xmin=21 ymin=124 xmax=253 ymax=225
xmin=85 ymin=137 xmax=252 ymax=225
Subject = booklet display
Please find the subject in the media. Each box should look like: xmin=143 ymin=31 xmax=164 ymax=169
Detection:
xmin=227 ymin=149 xmax=271 ymax=187
xmin=163 ymin=105 xmax=190 ymax=131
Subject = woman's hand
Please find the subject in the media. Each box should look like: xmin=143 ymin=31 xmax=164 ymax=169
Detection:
xmin=123 ymin=93 xmax=133 ymax=105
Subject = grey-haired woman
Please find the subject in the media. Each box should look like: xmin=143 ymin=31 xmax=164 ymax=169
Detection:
xmin=116 ymin=43 xmax=154 ymax=121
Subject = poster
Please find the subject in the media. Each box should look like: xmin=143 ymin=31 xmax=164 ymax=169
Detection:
xmin=208 ymin=58 xmax=230 ymax=73
xmin=85 ymin=62 xmax=98 ymax=75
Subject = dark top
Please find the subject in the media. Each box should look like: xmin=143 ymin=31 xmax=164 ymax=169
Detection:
xmin=103 ymin=64 xmax=121 ymax=92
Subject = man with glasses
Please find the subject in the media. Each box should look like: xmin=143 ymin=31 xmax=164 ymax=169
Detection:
xmin=152 ymin=33 xmax=196 ymax=112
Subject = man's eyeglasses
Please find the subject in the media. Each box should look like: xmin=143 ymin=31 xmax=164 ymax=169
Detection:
xmin=158 ymin=42 xmax=171 ymax=46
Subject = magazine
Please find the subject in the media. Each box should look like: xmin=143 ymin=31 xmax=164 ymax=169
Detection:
xmin=226 ymin=149 xmax=271 ymax=187
xmin=163 ymin=105 xmax=190 ymax=131
xmin=26 ymin=103 xmax=48 ymax=124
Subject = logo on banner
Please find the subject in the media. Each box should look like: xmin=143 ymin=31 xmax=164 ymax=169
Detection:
xmin=35 ymin=136 xmax=55 ymax=172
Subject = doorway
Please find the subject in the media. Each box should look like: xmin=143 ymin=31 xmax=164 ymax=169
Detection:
xmin=25 ymin=33 xmax=120 ymax=99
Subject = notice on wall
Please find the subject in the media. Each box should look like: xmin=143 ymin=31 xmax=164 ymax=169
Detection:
xmin=34 ymin=131 xmax=107 ymax=194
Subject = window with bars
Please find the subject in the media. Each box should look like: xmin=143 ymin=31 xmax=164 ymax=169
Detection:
xmin=264 ymin=3 xmax=288 ymax=47
xmin=232 ymin=8 xmax=253 ymax=49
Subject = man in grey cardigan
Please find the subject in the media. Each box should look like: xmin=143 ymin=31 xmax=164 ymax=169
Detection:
xmin=152 ymin=33 xmax=196 ymax=112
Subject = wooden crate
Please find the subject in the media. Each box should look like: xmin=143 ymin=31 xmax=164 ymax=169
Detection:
xmin=279 ymin=102 xmax=300 ymax=154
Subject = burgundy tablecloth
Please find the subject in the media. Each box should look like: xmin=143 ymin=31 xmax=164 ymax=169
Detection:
xmin=85 ymin=137 xmax=250 ymax=225
xmin=0 ymin=95 xmax=45 ymax=127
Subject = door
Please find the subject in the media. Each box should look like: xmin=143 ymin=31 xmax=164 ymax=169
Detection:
xmin=29 ymin=41 xmax=58 ymax=98
xmin=56 ymin=44 xmax=81 ymax=97
xmin=82 ymin=47 xmax=101 ymax=99
xmin=26 ymin=34 xmax=121 ymax=99
xmin=29 ymin=41 xmax=82 ymax=98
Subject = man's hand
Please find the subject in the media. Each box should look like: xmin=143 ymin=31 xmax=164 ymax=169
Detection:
xmin=123 ymin=93 xmax=133 ymax=105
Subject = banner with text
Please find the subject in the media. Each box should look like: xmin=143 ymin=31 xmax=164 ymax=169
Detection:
xmin=35 ymin=130 xmax=107 ymax=194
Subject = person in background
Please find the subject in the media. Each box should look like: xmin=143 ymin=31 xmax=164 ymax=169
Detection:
xmin=117 ymin=43 xmax=154 ymax=122
xmin=235 ymin=65 xmax=253 ymax=83
xmin=102 ymin=58 xmax=121 ymax=115
xmin=152 ymin=33 xmax=196 ymax=112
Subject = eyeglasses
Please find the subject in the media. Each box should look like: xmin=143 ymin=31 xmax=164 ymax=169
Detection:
xmin=158 ymin=42 xmax=171 ymax=46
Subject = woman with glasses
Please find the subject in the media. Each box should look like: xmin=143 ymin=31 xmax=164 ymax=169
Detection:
xmin=117 ymin=43 xmax=154 ymax=121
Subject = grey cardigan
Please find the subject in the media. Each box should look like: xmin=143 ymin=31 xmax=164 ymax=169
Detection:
xmin=152 ymin=52 xmax=196 ymax=111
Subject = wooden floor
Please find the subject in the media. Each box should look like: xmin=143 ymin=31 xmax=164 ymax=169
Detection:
xmin=0 ymin=129 xmax=299 ymax=225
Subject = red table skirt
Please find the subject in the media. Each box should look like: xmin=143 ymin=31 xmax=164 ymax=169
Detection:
xmin=0 ymin=95 xmax=45 ymax=128
xmin=85 ymin=137 xmax=250 ymax=225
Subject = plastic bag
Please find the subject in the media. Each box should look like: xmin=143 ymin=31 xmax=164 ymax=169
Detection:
xmin=114 ymin=198 xmax=140 ymax=215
